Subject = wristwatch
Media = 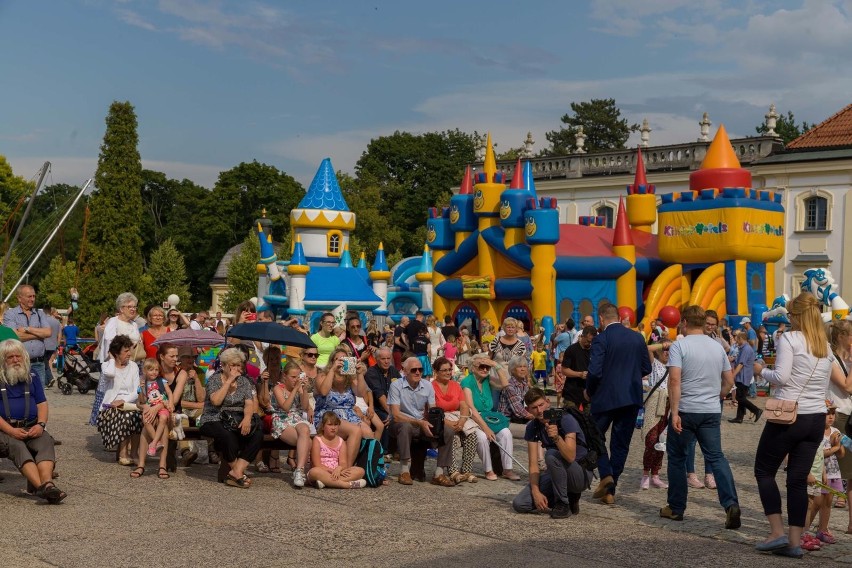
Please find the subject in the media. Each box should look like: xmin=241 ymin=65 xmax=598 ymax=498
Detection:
xmin=37 ymin=421 xmax=46 ymax=429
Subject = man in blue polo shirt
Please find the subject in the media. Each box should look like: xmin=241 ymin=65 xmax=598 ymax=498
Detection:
xmin=388 ymin=357 xmax=441 ymax=485
xmin=2 ymin=286 xmax=51 ymax=387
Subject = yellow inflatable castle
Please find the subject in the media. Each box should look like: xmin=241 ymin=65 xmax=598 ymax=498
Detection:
xmin=424 ymin=127 xmax=786 ymax=336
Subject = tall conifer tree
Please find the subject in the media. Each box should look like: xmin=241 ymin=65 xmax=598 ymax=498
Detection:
xmin=78 ymin=101 xmax=145 ymax=332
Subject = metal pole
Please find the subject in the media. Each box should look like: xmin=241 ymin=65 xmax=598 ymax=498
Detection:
xmin=3 ymin=178 xmax=91 ymax=304
xmin=0 ymin=161 xmax=50 ymax=294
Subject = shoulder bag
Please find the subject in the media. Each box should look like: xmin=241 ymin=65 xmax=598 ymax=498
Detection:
xmin=765 ymin=350 xmax=818 ymax=425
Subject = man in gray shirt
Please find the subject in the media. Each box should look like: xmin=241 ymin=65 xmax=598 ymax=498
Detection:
xmin=660 ymin=305 xmax=741 ymax=530
xmin=3 ymin=285 xmax=51 ymax=386
xmin=388 ymin=357 xmax=450 ymax=486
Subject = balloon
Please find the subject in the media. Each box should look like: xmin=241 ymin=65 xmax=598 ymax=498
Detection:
xmin=618 ymin=306 xmax=636 ymax=326
xmin=658 ymin=306 xmax=681 ymax=328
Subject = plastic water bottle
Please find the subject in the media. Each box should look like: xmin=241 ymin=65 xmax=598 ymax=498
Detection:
xmin=840 ymin=434 xmax=852 ymax=451
xmin=635 ymin=407 xmax=645 ymax=429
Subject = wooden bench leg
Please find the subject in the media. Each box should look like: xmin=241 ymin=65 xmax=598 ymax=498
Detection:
xmin=166 ymin=438 xmax=178 ymax=472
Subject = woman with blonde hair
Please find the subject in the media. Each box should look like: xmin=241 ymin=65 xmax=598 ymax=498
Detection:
xmin=426 ymin=315 xmax=443 ymax=364
xmin=752 ymin=293 xmax=852 ymax=557
xmin=829 ymin=319 xmax=852 ymax=530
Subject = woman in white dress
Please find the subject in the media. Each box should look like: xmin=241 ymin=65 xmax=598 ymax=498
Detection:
xmin=427 ymin=315 xmax=444 ymax=363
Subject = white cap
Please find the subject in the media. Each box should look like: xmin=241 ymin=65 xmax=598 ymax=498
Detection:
xmin=741 ymin=317 xmax=751 ymax=324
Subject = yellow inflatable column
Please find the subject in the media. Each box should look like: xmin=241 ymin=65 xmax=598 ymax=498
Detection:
xmin=473 ymin=133 xmax=505 ymax=326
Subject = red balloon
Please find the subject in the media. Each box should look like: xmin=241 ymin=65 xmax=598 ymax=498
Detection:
xmin=658 ymin=305 xmax=681 ymax=328
xmin=618 ymin=306 xmax=636 ymax=326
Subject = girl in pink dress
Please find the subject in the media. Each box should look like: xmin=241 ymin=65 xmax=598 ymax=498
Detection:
xmin=307 ymin=412 xmax=367 ymax=489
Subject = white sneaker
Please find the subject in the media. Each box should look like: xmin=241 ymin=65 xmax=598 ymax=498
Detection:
xmin=350 ymin=479 xmax=367 ymax=489
xmin=315 ymin=480 xmax=325 ymax=489
xmin=293 ymin=468 xmax=306 ymax=488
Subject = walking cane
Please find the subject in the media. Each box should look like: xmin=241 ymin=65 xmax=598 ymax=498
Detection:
xmin=492 ymin=439 xmax=530 ymax=474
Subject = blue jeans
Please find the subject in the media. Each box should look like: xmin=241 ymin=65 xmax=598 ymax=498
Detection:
xmin=592 ymin=405 xmax=639 ymax=494
xmin=31 ymin=360 xmax=47 ymax=387
xmin=686 ymin=438 xmax=712 ymax=475
xmin=667 ymin=412 xmax=738 ymax=515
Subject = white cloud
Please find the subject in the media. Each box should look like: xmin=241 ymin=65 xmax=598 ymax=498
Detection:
xmin=115 ymin=8 xmax=157 ymax=31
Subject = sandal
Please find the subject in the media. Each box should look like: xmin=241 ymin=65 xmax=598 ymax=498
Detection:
xmin=130 ymin=467 xmax=145 ymax=478
xmin=450 ymin=472 xmax=466 ymax=484
xmin=465 ymin=473 xmax=478 ymax=483
xmin=286 ymin=453 xmax=297 ymax=471
xmin=225 ymin=473 xmax=251 ymax=488
xmin=158 ymin=467 xmax=170 ymax=480
xmin=118 ymin=457 xmax=133 ymax=466
xmin=268 ymin=457 xmax=282 ymax=474
xmin=255 ymin=460 xmax=270 ymax=474
xmin=36 ymin=482 xmax=67 ymax=504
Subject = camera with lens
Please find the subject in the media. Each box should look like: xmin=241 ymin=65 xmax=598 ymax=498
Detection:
xmin=543 ymin=408 xmax=564 ymax=423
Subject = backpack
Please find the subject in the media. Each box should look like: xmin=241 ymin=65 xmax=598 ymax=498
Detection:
xmin=562 ymin=405 xmax=606 ymax=471
xmin=355 ymin=438 xmax=386 ymax=487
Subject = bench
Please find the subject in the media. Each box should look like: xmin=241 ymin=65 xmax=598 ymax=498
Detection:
xmin=165 ymin=426 xmax=297 ymax=477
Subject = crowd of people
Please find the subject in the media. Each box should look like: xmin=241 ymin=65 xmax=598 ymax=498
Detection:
xmin=4 ymin=283 xmax=852 ymax=559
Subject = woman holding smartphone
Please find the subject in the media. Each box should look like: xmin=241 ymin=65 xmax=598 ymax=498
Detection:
xmin=313 ymin=347 xmax=375 ymax=467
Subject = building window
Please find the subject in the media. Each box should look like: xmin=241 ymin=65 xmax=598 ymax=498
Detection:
xmin=327 ymin=230 xmax=343 ymax=257
xmin=804 ymin=196 xmax=827 ymax=231
xmin=794 ymin=189 xmax=832 ymax=232
xmin=596 ymin=205 xmax=614 ymax=228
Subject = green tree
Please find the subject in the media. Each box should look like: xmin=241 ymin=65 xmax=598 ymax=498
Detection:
xmin=354 ymin=129 xmax=475 ymax=256
xmin=0 ymin=249 xmax=22 ymax=304
xmin=0 ymin=155 xmax=35 ymax=226
xmin=755 ymin=110 xmax=812 ymax=145
xmin=337 ymin=172 xmax=406 ymax=260
xmin=221 ymin=231 xmax=260 ymax=313
xmin=77 ymin=101 xmax=145 ymax=333
xmin=146 ymin=238 xmax=190 ymax=307
xmin=37 ymin=256 xmax=77 ymax=311
xmin=139 ymin=169 xmax=178 ymax=259
xmin=495 ymin=146 xmax=525 ymax=161
xmin=545 ymin=98 xmax=639 ymax=155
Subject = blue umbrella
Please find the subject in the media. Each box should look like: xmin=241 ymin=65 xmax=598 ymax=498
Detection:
xmin=225 ymin=322 xmax=316 ymax=349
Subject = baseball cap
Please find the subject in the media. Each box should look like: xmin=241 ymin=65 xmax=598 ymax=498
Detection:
xmin=741 ymin=317 xmax=751 ymax=324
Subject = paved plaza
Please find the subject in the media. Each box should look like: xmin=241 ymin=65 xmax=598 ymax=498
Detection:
xmin=2 ymin=391 xmax=850 ymax=567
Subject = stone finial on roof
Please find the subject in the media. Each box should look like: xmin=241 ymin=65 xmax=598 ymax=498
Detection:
xmin=640 ymin=118 xmax=651 ymax=148
xmin=699 ymin=112 xmax=712 ymax=142
xmin=522 ymin=131 xmax=535 ymax=158
xmin=575 ymin=125 xmax=586 ymax=154
xmin=765 ymin=104 xmax=779 ymax=138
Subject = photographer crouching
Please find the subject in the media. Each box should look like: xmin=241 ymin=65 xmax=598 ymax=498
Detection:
xmin=512 ymin=388 xmax=591 ymax=518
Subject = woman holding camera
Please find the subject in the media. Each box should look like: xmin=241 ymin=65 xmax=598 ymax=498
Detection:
xmin=313 ymin=347 xmax=374 ymax=468
xmin=198 ymin=347 xmax=263 ymax=488
xmin=462 ymin=353 xmax=519 ymax=481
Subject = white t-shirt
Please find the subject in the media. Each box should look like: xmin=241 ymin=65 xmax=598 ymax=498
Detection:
xmin=667 ymin=334 xmax=731 ymax=413
xmin=100 ymin=317 xmax=141 ymax=363
xmin=100 ymin=359 xmax=141 ymax=406
xmin=830 ymin=354 xmax=852 ymax=415
xmin=761 ymin=331 xmax=836 ymax=415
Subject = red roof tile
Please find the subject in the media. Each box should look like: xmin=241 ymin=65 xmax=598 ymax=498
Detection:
xmin=786 ymin=104 xmax=852 ymax=149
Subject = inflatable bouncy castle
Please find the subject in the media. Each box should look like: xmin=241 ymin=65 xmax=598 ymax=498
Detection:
xmin=425 ymin=127 xmax=787 ymax=338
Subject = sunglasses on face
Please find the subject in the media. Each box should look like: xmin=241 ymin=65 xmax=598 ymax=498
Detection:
xmin=478 ymin=364 xmax=490 ymax=371
xmin=409 ymin=367 xmax=424 ymax=374
xmin=303 ymin=352 xmax=318 ymax=358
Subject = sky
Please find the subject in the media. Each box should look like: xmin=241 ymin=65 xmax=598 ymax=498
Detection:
xmin=2 ymin=0 xmax=852 ymax=190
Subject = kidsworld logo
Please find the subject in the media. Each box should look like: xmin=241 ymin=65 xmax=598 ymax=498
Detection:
xmin=663 ymin=222 xmax=727 ymax=237
xmin=742 ymin=222 xmax=784 ymax=236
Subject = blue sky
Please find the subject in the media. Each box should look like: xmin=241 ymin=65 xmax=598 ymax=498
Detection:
xmin=2 ymin=0 xmax=852 ymax=189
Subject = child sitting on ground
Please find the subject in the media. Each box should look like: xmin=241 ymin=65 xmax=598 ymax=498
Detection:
xmin=138 ymin=358 xmax=174 ymax=458
xmin=308 ymin=411 xmax=366 ymax=489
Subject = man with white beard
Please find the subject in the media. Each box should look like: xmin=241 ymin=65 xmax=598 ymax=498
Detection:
xmin=0 ymin=339 xmax=66 ymax=503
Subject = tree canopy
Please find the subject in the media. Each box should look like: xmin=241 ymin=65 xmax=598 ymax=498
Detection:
xmin=545 ymin=98 xmax=639 ymax=155
xmin=221 ymin=231 xmax=260 ymax=313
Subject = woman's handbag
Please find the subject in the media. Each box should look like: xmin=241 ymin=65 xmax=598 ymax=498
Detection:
xmin=765 ymin=356 xmax=818 ymax=425
xmin=764 ymin=399 xmax=799 ymax=425
xmin=132 ymin=342 xmax=147 ymax=362
xmin=444 ymin=410 xmax=480 ymax=435
xmin=219 ymin=410 xmax=259 ymax=434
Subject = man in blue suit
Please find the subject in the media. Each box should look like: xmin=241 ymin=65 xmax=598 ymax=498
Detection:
xmin=585 ymin=303 xmax=652 ymax=505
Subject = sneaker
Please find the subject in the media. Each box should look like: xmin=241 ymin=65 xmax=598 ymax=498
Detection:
xmin=315 ymin=479 xmax=325 ymax=489
xmin=704 ymin=474 xmax=717 ymax=489
xmin=651 ymin=475 xmax=668 ymax=489
xmin=550 ymin=500 xmax=572 ymax=519
xmin=640 ymin=475 xmax=650 ymax=490
xmin=568 ymin=493 xmax=581 ymax=515
xmin=147 ymin=443 xmax=157 ymax=457
xmin=687 ymin=473 xmax=705 ymax=489
xmin=293 ymin=468 xmax=306 ymax=488
xmin=725 ymin=504 xmax=741 ymax=529
xmin=349 ymin=479 xmax=367 ymax=489
xmin=816 ymin=530 xmax=836 ymax=544
xmin=659 ymin=505 xmax=683 ymax=521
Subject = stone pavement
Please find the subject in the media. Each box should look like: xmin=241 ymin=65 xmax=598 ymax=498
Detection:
xmin=1 ymin=390 xmax=849 ymax=567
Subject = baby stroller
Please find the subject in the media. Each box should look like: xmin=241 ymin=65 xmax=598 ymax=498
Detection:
xmin=57 ymin=344 xmax=101 ymax=395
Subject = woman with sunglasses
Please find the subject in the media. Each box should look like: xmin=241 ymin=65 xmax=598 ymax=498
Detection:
xmin=342 ymin=314 xmax=373 ymax=366
xmin=432 ymin=357 xmax=478 ymax=485
xmin=167 ymin=309 xmax=190 ymax=330
xmin=461 ymin=353 xmax=519 ymax=481
xmin=310 ymin=312 xmax=340 ymax=368
xmin=314 ymin=347 xmax=374 ymax=467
